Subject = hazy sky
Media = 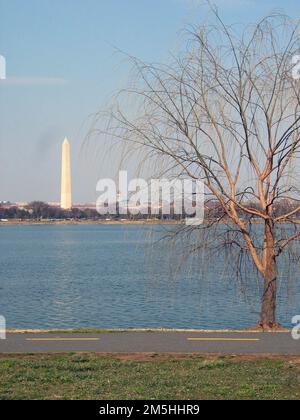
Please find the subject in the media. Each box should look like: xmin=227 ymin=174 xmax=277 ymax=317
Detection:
xmin=0 ymin=0 xmax=299 ymax=203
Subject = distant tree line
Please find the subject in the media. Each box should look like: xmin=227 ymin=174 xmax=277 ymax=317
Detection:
xmin=0 ymin=200 xmax=300 ymax=222
xmin=0 ymin=202 xmax=101 ymax=221
xmin=0 ymin=201 xmax=179 ymax=221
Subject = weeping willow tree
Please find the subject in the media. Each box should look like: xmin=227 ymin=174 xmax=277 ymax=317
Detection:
xmin=96 ymin=11 xmax=300 ymax=329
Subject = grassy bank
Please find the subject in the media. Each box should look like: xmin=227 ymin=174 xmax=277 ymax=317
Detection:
xmin=0 ymin=354 xmax=299 ymax=400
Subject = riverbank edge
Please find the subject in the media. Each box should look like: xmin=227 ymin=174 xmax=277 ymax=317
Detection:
xmin=5 ymin=328 xmax=290 ymax=334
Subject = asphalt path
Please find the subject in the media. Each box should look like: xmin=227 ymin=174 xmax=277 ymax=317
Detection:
xmin=0 ymin=332 xmax=299 ymax=355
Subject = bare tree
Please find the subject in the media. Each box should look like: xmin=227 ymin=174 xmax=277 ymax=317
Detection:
xmin=98 ymin=12 xmax=300 ymax=329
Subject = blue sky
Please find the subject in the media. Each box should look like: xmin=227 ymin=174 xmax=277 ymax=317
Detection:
xmin=0 ymin=0 xmax=300 ymax=203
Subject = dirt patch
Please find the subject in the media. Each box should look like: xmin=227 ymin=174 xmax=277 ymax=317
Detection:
xmin=246 ymin=325 xmax=289 ymax=333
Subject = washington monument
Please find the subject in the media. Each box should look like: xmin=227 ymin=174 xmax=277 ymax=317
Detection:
xmin=61 ymin=138 xmax=72 ymax=210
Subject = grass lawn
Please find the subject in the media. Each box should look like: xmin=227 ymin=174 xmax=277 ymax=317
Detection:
xmin=0 ymin=354 xmax=299 ymax=400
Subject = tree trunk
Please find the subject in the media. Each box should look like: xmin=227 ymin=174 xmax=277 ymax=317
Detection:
xmin=260 ymin=261 xmax=277 ymax=328
xmin=260 ymin=220 xmax=278 ymax=329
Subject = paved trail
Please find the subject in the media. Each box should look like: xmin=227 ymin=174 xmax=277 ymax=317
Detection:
xmin=0 ymin=332 xmax=299 ymax=354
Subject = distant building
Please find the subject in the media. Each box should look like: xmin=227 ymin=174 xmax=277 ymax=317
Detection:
xmin=15 ymin=202 xmax=28 ymax=208
xmin=75 ymin=203 xmax=96 ymax=210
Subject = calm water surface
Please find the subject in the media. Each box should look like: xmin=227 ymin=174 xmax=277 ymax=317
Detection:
xmin=0 ymin=224 xmax=299 ymax=329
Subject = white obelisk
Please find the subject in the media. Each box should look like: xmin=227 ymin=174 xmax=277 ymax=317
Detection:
xmin=61 ymin=137 xmax=72 ymax=210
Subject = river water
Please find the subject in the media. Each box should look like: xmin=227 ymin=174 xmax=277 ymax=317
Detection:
xmin=0 ymin=224 xmax=299 ymax=329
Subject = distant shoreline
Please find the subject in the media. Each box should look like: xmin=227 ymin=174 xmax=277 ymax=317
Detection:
xmin=0 ymin=219 xmax=295 ymax=226
xmin=0 ymin=219 xmax=182 ymax=226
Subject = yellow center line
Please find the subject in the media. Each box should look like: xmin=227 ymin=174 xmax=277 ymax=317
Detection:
xmin=187 ymin=338 xmax=260 ymax=342
xmin=26 ymin=338 xmax=100 ymax=342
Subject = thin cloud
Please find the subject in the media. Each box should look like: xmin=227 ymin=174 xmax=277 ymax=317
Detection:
xmin=0 ymin=76 xmax=67 ymax=86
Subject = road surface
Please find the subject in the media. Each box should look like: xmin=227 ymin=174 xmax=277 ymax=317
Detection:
xmin=0 ymin=331 xmax=299 ymax=354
